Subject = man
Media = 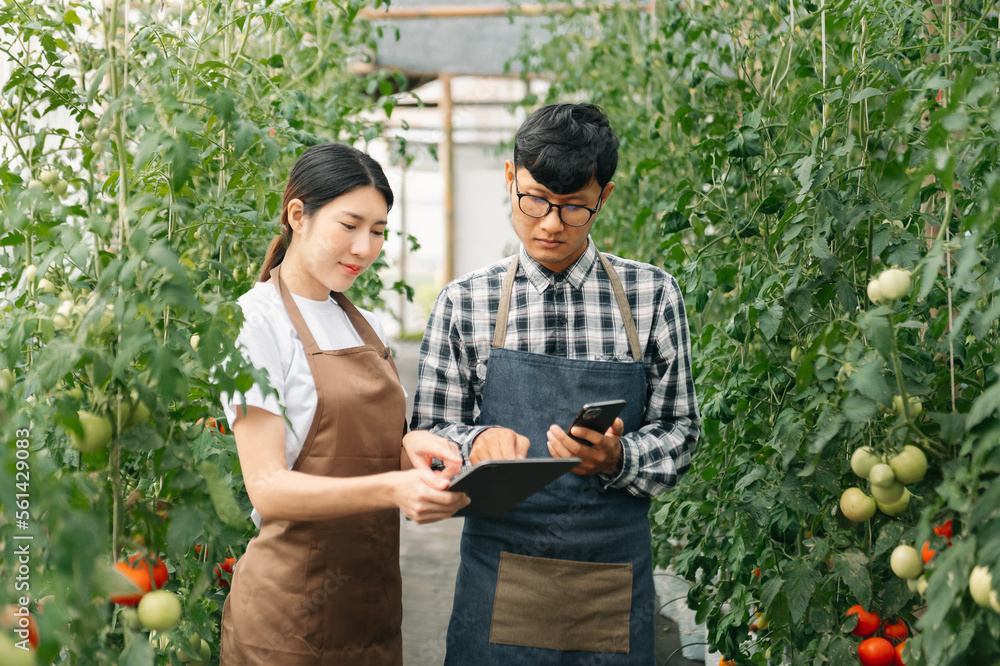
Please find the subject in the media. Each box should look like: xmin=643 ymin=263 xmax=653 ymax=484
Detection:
xmin=411 ymin=103 xmax=701 ymax=664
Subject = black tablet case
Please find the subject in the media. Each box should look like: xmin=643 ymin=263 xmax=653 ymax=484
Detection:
xmin=448 ymin=458 xmax=581 ymax=517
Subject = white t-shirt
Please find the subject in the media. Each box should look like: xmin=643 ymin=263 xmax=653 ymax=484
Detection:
xmin=222 ymin=282 xmax=396 ymax=527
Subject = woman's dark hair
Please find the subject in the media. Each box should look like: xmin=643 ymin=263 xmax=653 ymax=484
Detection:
xmin=513 ymin=103 xmax=619 ymax=195
xmin=259 ymin=143 xmax=394 ymax=282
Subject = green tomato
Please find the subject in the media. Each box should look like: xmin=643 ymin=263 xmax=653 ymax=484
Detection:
xmin=867 ymin=279 xmax=885 ymax=305
xmin=876 ymin=488 xmax=911 ymax=517
xmin=868 ymin=463 xmax=896 ymax=488
xmin=970 ymin=566 xmax=994 ymax=608
xmin=127 ymin=400 xmax=152 ymax=429
xmin=850 ymin=447 xmax=880 ymax=479
xmin=71 ymin=411 xmax=113 ymax=453
xmin=871 ymin=480 xmax=905 ymax=505
xmin=890 ymin=545 xmax=923 ymax=579
xmin=137 ymin=591 xmax=182 ymax=632
xmin=889 ymin=445 xmax=927 ymax=484
xmin=51 ymin=179 xmax=69 ymax=197
xmin=0 ymin=369 xmax=14 ymax=393
xmin=839 ymin=488 xmax=876 ymax=522
xmin=178 ymin=635 xmax=211 ymax=664
xmin=40 ymin=169 xmax=59 ymax=186
xmin=878 ymin=268 xmax=911 ymax=301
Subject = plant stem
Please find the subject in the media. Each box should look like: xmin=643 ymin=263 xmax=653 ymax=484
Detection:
xmin=885 ymin=316 xmax=911 ymax=422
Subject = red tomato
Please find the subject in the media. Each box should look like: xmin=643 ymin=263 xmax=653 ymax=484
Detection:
xmin=932 ymin=519 xmax=953 ymax=544
xmin=752 ymin=567 xmax=761 ymax=579
xmin=846 ymin=605 xmax=882 ymax=637
xmin=858 ymin=637 xmax=896 ymax=666
xmin=883 ymin=619 xmax=908 ymax=642
xmin=214 ymin=557 xmax=238 ymax=588
xmin=127 ymin=553 xmax=168 ymax=590
xmin=110 ymin=560 xmax=153 ymax=606
xmin=894 ymin=640 xmax=907 ymax=666
xmin=0 ymin=605 xmax=39 ymax=650
xmin=921 ymin=541 xmax=936 ymax=564
xmin=200 ymin=417 xmax=227 ymax=435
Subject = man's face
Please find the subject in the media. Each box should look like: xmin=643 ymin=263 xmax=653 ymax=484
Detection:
xmin=504 ymin=161 xmax=614 ymax=273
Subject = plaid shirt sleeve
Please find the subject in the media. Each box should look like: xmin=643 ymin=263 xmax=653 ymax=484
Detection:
xmin=599 ymin=274 xmax=701 ymax=498
xmin=409 ymin=284 xmax=492 ymax=461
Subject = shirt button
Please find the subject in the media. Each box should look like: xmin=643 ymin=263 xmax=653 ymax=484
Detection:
xmin=554 ymin=274 xmax=565 ymax=283
xmin=558 ymin=315 xmax=567 ymax=325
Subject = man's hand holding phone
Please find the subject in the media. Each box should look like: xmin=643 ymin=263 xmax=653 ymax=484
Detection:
xmin=546 ymin=402 xmax=626 ymax=476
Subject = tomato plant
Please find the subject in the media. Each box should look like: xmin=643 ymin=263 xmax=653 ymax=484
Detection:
xmin=0 ymin=0 xmax=405 ymax=662
xmin=516 ymin=0 xmax=1000 ymax=663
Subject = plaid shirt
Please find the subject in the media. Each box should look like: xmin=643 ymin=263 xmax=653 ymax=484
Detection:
xmin=410 ymin=238 xmax=701 ymax=498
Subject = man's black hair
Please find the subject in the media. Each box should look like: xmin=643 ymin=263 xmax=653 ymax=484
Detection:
xmin=513 ymin=103 xmax=619 ymax=195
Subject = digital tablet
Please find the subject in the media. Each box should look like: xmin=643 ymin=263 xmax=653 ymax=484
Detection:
xmin=448 ymin=458 xmax=581 ymax=518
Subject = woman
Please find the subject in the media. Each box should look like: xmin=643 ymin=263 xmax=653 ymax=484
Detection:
xmin=219 ymin=143 xmax=468 ymax=665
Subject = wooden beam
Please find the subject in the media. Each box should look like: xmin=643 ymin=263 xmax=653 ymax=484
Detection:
xmin=358 ymin=3 xmax=647 ymax=20
xmin=440 ymin=73 xmax=455 ymax=284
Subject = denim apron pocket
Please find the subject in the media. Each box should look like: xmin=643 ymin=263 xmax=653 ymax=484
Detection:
xmin=490 ymin=552 xmax=632 ymax=653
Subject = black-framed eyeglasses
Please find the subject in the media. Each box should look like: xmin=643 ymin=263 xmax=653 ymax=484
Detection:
xmin=513 ymin=172 xmax=603 ymax=227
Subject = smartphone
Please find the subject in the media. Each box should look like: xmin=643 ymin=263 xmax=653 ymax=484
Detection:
xmin=567 ymin=400 xmax=627 ymax=446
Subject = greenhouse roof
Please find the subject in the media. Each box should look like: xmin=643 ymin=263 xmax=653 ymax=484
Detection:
xmin=366 ymin=0 xmax=554 ymax=76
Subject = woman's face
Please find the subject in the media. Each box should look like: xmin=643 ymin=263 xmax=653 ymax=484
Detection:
xmin=284 ymin=186 xmax=388 ymax=299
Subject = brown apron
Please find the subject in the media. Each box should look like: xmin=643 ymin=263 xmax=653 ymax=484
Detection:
xmin=220 ymin=265 xmax=406 ymax=665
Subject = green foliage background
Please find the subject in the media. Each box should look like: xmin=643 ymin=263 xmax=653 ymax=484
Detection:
xmin=515 ymin=0 xmax=1000 ymax=664
xmin=0 ymin=1 xmax=403 ymax=663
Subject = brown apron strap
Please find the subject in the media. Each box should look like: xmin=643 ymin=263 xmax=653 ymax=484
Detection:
xmin=270 ymin=265 xmax=386 ymax=355
xmin=492 ymin=251 xmax=644 ymax=361
xmin=331 ymin=291 xmax=386 ymax=351
xmin=596 ymin=252 xmax=644 ymax=361
xmin=492 ymin=256 xmax=520 ymax=349
xmin=271 ymin=265 xmax=322 ymax=355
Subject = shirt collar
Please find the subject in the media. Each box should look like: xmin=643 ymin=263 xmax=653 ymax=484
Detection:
xmin=518 ymin=237 xmax=599 ymax=292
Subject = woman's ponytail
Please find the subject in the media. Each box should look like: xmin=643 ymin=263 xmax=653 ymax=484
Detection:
xmin=258 ymin=230 xmax=289 ymax=282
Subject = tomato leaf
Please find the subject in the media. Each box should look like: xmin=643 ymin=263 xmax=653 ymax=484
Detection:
xmin=833 ymin=550 xmax=872 ymax=608
xmin=840 ymin=393 xmax=877 ymax=425
xmin=967 ymin=382 xmax=1000 ymax=430
xmin=761 ymin=575 xmax=783 ymax=609
xmin=847 ymin=355 xmax=893 ymax=407
xmin=874 ymin=521 xmax=906 ymax=559
xmin=118 ymin=629 xmax=156 ymax=666
xmin=200 ymin=460 xmax=249 ymax=529
xmin=918 ymin=537 xmax=977 ymax=631
xmin=758 ymin=303 xmax=784 ymax=341
xmin=783 ymin=559 xmax=824 ymax=624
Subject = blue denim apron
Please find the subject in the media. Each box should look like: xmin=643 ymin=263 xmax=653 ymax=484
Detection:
xmin=445 ymin=253 xmax=655 ymax=665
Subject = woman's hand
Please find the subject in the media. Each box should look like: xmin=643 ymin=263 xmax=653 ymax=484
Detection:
xmin=391 ymin=468 xmax=470 ymax=524
xmin=402 ymin=430 xmax=464 ymax=479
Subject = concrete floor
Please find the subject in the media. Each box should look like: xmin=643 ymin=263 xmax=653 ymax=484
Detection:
xmin=394 ymin=339 xmax=702 ymax=666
